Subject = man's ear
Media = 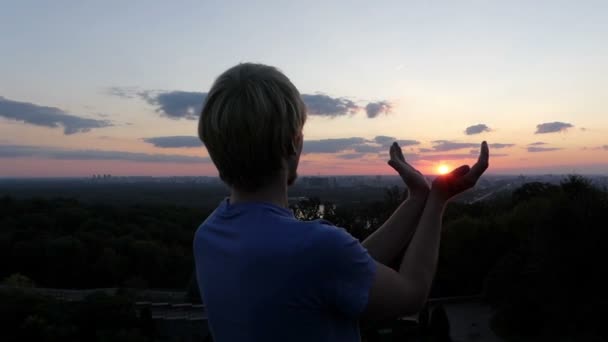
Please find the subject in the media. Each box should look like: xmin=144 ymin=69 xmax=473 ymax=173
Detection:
xmin=288 ymin=132 xmax=303 ymax=156
xmin=291 ymin=132 xmax=304 ymax=156
xmin=294 ymin=132 xmax=303 ymax=155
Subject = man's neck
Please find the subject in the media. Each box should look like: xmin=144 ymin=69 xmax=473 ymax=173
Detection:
xmin=230 ymin=177 xmax=289 ymax=208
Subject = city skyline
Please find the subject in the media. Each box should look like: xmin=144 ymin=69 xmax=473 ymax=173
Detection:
xmin=1 ymin=1 xmax=607 ymax=177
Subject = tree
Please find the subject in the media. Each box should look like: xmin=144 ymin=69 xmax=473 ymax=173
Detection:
xmin=2 ymin=273 xmax=35 ymax=288
xmin=485 ymin=176 xmax=608 ymax=338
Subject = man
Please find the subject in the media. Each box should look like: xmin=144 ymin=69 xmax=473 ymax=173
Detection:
xmin=194 ymin=63 xmax=489 ymax=341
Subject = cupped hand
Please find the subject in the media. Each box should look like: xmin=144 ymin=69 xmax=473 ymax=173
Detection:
xmin=388 ymin=142 xmax=431 ymax=196
xmin=431 ymin=141 xmax=490 ymax=202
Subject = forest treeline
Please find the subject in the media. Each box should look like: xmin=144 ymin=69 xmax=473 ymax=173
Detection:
xmin=1 ymin=175 xmax=607 ymax=339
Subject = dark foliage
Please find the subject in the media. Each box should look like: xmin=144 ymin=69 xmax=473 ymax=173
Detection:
xmin=2 ymin=176 xmax=607 ymax=339
xmin=485 ymin=176 xmax=608 ymax=339
xmin=0 ymin=196 xmax=210 ymax=289
xmin=0 ymin=289 xmax=147 ymax=342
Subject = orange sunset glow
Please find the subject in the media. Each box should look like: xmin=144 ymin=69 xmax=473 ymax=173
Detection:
xmin=437 ymin=165 xmax=450 ymax=175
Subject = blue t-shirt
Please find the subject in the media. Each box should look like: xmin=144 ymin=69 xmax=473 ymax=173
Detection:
xmin=193 ymin=199 xmax=376 ymax=342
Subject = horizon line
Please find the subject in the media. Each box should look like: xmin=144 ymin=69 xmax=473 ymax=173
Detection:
xmin=1 ymin=173 xmax=607 ymax=180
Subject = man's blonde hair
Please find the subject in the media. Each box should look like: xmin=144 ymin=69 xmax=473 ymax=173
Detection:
xmin=198 ymin=63 xmax=307 ymax=191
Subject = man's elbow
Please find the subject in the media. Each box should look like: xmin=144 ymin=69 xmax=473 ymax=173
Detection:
xmin=363 ymin=262 xmax=433 ymax=320
xmin=398 ymin=286 xmax=428 ymax=316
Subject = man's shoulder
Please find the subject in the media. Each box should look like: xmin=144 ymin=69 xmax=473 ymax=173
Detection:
xmin=299 ymin=219 xmax=360 ymax=255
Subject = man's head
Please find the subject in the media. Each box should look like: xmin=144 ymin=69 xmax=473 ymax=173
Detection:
xmin=198 ymin=63 xmax=307 ymax=192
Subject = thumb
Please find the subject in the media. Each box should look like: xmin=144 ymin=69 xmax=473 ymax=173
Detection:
xmin=388 ymin=160 xmax=398 ymax=169
xmin=448 ymin=165 xmax=470 ymax=178
xmin=388 ymin=160 xmax=405 ymax=172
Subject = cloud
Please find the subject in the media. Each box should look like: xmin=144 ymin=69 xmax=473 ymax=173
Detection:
xmin=465 ymin=124 xmax=491 ymax=135
xmin=0 ymin=144 xmax=209 ymax=163
xmin=396 ymin=139 xmax=420 ymax=147
xmin=527 ymin=146 xmax=563 ymax=153
xmin=467 ymin=149 xmax=509 ymax=157
xmin=365 ymin=101 xmax=392 ymax=118
xmin=141 ymin=134 xmax=421 ymax=155
xmin=584 ymin=145 xmax=608 ymax=151
xmin=535 ymin=121 xmax=574 ymax=134
xmin=301 ymin=94 xmax=359 ymax=117
xmin=300 ymin=95 xmax=393 ymax=119
xmin=143 ymin=136 xmax=202 ymax=148
xmin=418 ymin=148 xmax=434 ymax=153
xmin=373 ymin=136 xmax=420 ymax=147
xmin=140 ymin=91 xmax=207 ymax=120
xmin=429 ymin=140 xmax=513 ymax=152
xmin=111 ymin=87 xmax=393 ymax=120
xmin=303 ymin=136 xmax=417 ymax=154
xmin=416 ymin=152 xmax=507 ymax=161
xmin=353 ymin=144 xmax=384 ymax=153
xmin=431 ymin=140 xmax=481 ymax=152
xmin=414 ymin=145 xmax=510 ymax=160
xmin=373 ymin=135 xmax=395 ymax=146
xmin=0 ymin=96 xmax=112 ymax=134
xmin=106 ymin=86 xmax=140 ymax=99
xmin=528 ymin=142 xmax=547 ymax=146
xmin=303 ymin=138 xmax=367 ymax=153
xmin=336 ymin=153 xmax=367 ymax=160
xmin=490 ymin=143 xmax=515 ymax=149
xmin=417 ymin=153 xmax=475 ymax=161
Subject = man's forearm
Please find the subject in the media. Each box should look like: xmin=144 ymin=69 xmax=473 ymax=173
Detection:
xmin=362 ymin=191 xmax=429 ymax=265
xmin=398 ymin=192 xmax=445 ymax=299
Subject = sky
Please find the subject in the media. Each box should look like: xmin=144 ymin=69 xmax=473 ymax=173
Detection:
xmin=1 ymin=0 xmax=607 ymax=177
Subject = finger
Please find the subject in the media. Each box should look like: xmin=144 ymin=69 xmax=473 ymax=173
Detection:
xmin=392 ymin=142 xmax=405 ymax=162
xmin=445 ymin=165 xmax=472 ymax=193
xmin=388 ymin=160 xmax=408 ymax=179
xmin=464 ymin=141 xmax=489 ymax=184
xmin=388 ymin=159 xmax=397 ymax=170
xmin=449 ymin=165 xmax=471 ymax=178
xmin=389 ymin=142 xmax=397 ymax=160
xmin=388 ymin=159 xmax=403 ymax=173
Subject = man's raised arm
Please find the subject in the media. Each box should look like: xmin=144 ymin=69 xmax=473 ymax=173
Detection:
xmin=363 ymin=141 xmax=489 ymax=320
xmin=362 ymin=142 xmax=430 ymax=265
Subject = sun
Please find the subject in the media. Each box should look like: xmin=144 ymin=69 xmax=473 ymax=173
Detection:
xmin=437 ymin=164 xmax=450 ymax=175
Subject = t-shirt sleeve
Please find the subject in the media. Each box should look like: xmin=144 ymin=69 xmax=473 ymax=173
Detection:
xmin=316 ymin=224 xmax=377 ymax=318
